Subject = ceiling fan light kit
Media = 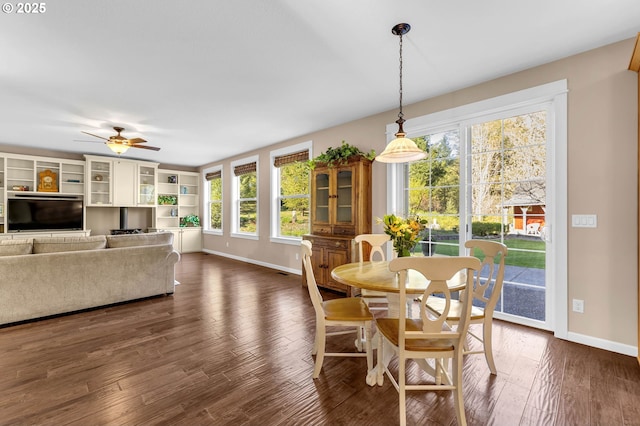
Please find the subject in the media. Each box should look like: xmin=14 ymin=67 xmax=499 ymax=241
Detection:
xmin=81 ymin=126 xmax=160 ymax=155
xmin=106 ymin=141 xmax=130 ymax=155
xmin=375 ymin=23 xmax=427 ymax=164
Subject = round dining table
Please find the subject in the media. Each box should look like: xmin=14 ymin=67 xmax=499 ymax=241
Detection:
xmin=331 ymin=260 xmax=467 ymax=296
xmin=331 ymin=260 xmax=468 ymax=386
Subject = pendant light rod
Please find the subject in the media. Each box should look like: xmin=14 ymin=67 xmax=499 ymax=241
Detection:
xmin=392 ymin=23 xmax=410 ymax=135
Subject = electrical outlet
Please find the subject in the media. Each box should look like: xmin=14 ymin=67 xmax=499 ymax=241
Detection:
xmin=572 ymin=299 xmax=584 ymax=313
xmin=226 ymin=242 xmax=229 ymax=247
xmin=295 ymin=253 xmax=299 ymax=260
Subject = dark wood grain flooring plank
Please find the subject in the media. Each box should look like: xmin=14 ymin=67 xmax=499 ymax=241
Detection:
xmin=0 ymin=252 xmax=637 ymax=426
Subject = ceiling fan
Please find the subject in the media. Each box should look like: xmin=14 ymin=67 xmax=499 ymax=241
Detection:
xmin=81 ymin=126 xmax=160 ymax=154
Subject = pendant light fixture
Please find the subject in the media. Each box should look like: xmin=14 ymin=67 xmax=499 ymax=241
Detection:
xmin=376 ymin=23 xmax=427 ymax=163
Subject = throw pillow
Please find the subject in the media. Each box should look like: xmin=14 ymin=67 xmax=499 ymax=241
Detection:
xmin=106 ymin=232 xmax=173 ymax=248
xmin=33 ymin=236 xmax=107 ymax=254
xmin=0 ymin=240 xmax=33 ymax=256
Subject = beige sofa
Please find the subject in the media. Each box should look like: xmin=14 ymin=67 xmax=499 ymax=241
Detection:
xmin=0 ymin=232 xmax=180 ymax=326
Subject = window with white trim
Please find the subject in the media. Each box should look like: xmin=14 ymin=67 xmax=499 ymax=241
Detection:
xmin=231 ymin=156 xmax=259 ymax=237
xmin=203 ymin=166 xmax=222 ymax=234
xmin=270 ymin=142 xmax=311 ymax=243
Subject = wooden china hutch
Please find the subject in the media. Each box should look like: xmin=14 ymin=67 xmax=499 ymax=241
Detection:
xmin=628 ymin=33 xmax=640 ymax=365
xmin=302 ymin=156 xmax=372 ymax=295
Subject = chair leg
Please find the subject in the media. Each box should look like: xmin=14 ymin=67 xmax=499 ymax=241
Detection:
xmin=435 ymin=357 xmax=449 ymax=385
xmin=313 ymin=327 xmax=326 ymax=379
xmin=376 ymin=333 xmax=385 ymax=386
xmin=355 ymin=326 xmax=364 ymax=352
xmin=364 ymin=323 xmax=373 ymax=373
xmin=312 ymin=324 xmax=321 ymax=355
xmin=399 ymin=358 xmax=407 ymax=426
xmin=483 ymin=319 xmax=497 ymax=375
xmin=452 ymin=351 xmax=467 ymax=426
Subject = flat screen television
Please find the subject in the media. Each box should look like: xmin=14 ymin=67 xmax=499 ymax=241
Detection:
xmin=8 ymin=197 xmax=84 ymax=233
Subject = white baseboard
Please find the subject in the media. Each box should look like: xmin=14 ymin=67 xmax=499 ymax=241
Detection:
xmin=565 ymin=331 xmax=638 ymax=358
xmin=202 ymin=249 xmax=302 ymax=276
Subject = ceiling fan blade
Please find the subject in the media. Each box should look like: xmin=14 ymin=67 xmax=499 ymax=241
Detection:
xmin=81 ymin=131 xmax=109 ymax=141
xmin=74 ymin=139 xmax=105 ymax=143
xmin=131 ymin=144 xmax=160 ymax=151
xmin=128 ymin=137 xmax=147 ymax=144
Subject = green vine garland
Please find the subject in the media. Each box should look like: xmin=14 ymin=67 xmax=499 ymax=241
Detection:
xmin=307 ymin=141 xmax=376 ymax=169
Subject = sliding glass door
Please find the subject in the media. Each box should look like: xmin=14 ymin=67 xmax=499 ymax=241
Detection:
xmin=466 ymin=110 xmax=548 ymax=326
xmin=401 ymin=107 xmax=551 ymax=329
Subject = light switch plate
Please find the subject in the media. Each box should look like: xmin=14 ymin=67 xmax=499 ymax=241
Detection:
xmin=571 ymin=214 xmax=597 ymax=228
xmin=572 ymin=299 xmax=584 ymax=313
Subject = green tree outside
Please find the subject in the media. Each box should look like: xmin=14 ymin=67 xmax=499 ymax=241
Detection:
xmin=209 ymin=177 xmax=222 ymax=229
xmin=278 ymin=162 xmax=310 ymax=237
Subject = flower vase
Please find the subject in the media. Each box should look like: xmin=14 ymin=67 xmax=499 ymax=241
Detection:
xmin=396 ymin=248 xmax=411 ymax=257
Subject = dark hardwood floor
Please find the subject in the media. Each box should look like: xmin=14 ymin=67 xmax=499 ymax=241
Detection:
xmin=1 ymin=252 xmax=639 ymax=425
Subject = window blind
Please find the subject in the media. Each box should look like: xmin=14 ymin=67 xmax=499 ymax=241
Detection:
xmin=205 ymin=170 xmax=222 ymax=181
xmin=273 ymin=150 xmax=309 ymax=168
xmin=233 ymin=162 xmax=257 ymax=176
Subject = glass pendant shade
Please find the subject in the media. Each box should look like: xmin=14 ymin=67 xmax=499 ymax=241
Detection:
xmin=376 ymin=133 xmax=426 ymax=163
xmin=107 ymin=141 xmax=130 ymax=154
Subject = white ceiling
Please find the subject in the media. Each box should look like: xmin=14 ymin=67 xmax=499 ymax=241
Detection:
xmin=1 ymin=0 xmax=639 ymax=167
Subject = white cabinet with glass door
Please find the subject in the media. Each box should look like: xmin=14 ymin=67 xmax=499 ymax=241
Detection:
xmin=85 ymin=156 xmax=113 ymax=206
xmin=85 ymin=155 xmax=158 ymax=207
xmin=137 ymin=164 xmax=156 ymax=207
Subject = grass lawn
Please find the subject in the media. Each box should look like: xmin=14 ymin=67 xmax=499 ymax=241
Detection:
xmin=418 ymin=236 xmax=545 ymax=269
xmin=280 ymin=211 xmax=310 ymax=237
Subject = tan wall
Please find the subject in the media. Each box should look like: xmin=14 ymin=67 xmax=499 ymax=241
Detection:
xmin=2 ymin=38 xmax=635 ymax=350
xmin=201 ymin=37 xmax=638 ymax=349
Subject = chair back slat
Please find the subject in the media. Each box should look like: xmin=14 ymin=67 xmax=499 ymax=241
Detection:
xmin=419 ymin=278 xmax=451 ymax=333
xmin=355 ymin=234 xmax=390 ymax=263
xmin=465 ymin=240 xmax=508 ymax=314
xmin=389 ymin=256 xmax=481 ymax=348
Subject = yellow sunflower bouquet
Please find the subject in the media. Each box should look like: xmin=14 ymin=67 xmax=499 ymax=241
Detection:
xmin=379 ymin=214 xmax=427 ymax=257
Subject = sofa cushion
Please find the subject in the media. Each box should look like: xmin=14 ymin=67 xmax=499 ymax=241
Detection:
xmin=33 ymin=236 xmax=107 ymax=254
xmin=0 ymin=239 xmax=33 ymax=256
xmin=106 ymin=232 xmax=173 ymax=248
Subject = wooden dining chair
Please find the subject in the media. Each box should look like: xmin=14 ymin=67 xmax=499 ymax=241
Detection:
xmin=376 ymin=255 xmax=481 ymax=426
xmin=301 ymin=240 xmax=374 ymax=379
xmin=426 ymin=239 xmax=508 ymax=375
xmin=355 ymin=234 xmax=391 ymax=311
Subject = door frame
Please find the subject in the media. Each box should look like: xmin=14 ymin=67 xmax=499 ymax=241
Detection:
xmin=385 ymin=80 xmax=568 ymax=337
